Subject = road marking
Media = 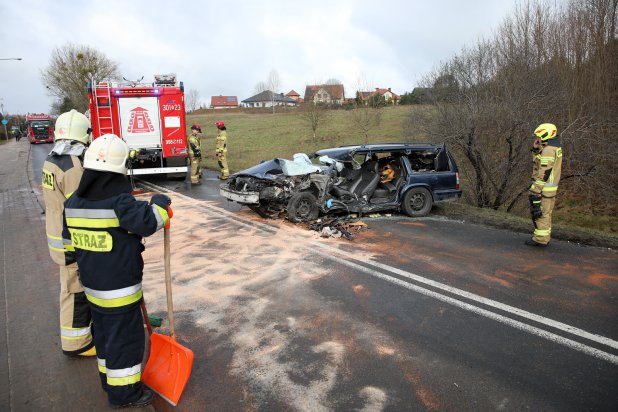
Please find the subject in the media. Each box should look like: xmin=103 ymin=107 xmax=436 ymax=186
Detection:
xmin=138 ymin=180 xmax=618 ymax=365
xmin=317 ymin=253 xmax=618 ymax=365
xmin=312 ymin=243 xmax=618 ymax=351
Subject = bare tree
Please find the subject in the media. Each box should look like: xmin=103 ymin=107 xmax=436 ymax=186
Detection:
xmin=186 ymin=89 xmax=201 ymax=113
xmin=267 ymin=69 xmax=281 ymax=114
xmin=408 ymin=0 xmax=618 ymax=214
xmin=351 ymin=78 xmax=384 ymax=143
xmin=325 ymin=78 xmax=342 ymax=85
xmin=254 ymin=81 xmax=268 ymax=94
xmin=299 ymin=102 xmax=330 ymax=142
xmin=41 ymin=43 xmax=119 ymax=113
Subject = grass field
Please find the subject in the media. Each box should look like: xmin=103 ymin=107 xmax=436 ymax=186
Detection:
xmin=187 ymin=106 xmax=617 ymax=239
xmin=187 ymin=105 xmax=421 ymax=172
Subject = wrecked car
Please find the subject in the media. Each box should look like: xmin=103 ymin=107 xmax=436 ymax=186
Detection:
xmin=219 ymin=143 xmax=462 ymax=222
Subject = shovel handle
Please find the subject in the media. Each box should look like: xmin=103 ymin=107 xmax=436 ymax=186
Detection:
xmin=164 ymin=226 xmax=176 ymax=339
xmin=140 ymin=301 xmax=153 ymax=336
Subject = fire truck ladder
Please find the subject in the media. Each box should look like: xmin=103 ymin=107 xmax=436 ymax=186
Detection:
xmin=93 ymin=81 xmax=116 ymax=136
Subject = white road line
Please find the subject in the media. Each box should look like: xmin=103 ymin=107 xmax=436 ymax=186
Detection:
xmin=312 ymin=242 xmax=618 ymax=351
xmin=318 ymin=253 xmax=618 ymax=366
xmin=138 ymin=180 xmax=618 ymax=364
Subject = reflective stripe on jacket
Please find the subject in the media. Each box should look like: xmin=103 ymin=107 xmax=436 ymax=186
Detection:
xmin=42 ymin=154 xmax=84 ymax=265
xmin=63 ymin=192 xmax=167 ymax=312
xmin=188 ymin=132 xmax=202 ymax=157
xmin=530 ymin=137 xmax=563 ymax=198
xmin=216 ymin=130 xmax=227 ymax=154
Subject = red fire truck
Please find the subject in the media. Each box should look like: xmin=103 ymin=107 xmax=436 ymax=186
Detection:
xmin=87 ymin=74 xmax=188 ymax=177
xmin=26 ymin=113 xmax=54 ymax=144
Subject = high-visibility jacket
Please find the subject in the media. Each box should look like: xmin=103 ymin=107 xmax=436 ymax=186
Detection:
xmin=42 ymin=144 xmax=85 ymax=265
xmin=530 ymin=137 xmax=563 ymax=198
xmin=188 ymin=132 xmax=202 ymax=157
xmin=216 ymin=130 xmax=227 ymax=155
xmin=63 ymin=192 xmax=169 ymax=313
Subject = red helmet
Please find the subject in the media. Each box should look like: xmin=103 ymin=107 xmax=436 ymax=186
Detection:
xmin=215 ymin=120 xmax=225 ymax=128
xmin=191 ymin=124 xmax=201 ymax=130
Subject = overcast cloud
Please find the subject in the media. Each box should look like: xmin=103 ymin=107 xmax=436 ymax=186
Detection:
xmin=2 ymin=0 xmax=529 ymax=114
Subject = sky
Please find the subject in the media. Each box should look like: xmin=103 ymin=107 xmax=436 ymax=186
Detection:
xmin=1 ymin=0 xmax=527 ymax=115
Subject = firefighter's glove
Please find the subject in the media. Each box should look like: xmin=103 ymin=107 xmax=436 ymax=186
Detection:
xmin=150 ymin=194 xmax=172 ymax=229
xmin=528 ymin=194 xmax=542 ymax=220
xmin=194 ymin=149 xmax=201 ymax=158
xmin=150 ymin=194 xmax=172 ymax=211
xmin=129 ymin=149 xmax=138 ymax=159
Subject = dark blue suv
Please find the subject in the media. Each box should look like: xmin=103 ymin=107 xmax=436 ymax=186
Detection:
xmin=220 ymin=142 xmax=462 ymax=222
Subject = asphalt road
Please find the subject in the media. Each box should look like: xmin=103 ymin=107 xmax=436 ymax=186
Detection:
xmin=30 ymin=144 xmax=618 ymax=411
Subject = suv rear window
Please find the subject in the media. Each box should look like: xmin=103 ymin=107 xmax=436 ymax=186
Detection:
xmin=407 ymin=148 xmax=451 ymax=172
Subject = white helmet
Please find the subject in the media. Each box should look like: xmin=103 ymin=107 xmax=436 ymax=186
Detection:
xmin=83 ymin=134 xmax=129 ymax=174
xmin=54 ymin=109 xmax=91 ymax=144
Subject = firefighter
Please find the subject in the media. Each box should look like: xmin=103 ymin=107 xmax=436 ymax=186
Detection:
xmin=215 ymin=120 xmax=229 ymax=180
xmin=63 ymin=134 xmax=171 ymax=408
xmin=42 ymin=109 xmax=95 ymax=357
xmin=526 ymin=123 xmax=563 ymax=247
xmin=188 ymin=124 xmax=202 ymax=184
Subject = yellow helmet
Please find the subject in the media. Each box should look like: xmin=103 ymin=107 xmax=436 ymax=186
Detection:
xmin=534 ymin=123 xmax=557 ymax=141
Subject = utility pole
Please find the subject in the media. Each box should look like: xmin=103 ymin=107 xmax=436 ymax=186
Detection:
xmin=0 ymin=102 xmax=8 ymax=140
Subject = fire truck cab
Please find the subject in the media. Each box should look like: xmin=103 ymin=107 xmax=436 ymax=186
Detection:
xmin=26 ymin=113 xmax=53 ymax=144
xmin=87 ymin=74 xmax=189 ymax=177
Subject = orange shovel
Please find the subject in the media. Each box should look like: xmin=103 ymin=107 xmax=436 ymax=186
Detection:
xmin=142 ymin=210 xmax=194 ymax=406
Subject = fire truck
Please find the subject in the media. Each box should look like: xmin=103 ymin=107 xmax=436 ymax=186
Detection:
xmin=87 ymin=74 xmax=188 ymax=177
xmin=26 ymin=113 xmax=53 ymax=144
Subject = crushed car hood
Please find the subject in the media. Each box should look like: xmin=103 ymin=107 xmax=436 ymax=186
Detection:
xmin=233 ymin=159 xmax=283 ymax=180
xmin=233 ymin=155 xmax=325 ymax=179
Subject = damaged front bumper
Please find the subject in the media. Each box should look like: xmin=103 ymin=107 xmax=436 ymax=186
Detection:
xmin=219 ymin=185 xmax=260 ymax=204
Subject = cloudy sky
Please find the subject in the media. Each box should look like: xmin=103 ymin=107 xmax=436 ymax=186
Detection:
xmin=2 ymin=0 xmax=529 ymax=114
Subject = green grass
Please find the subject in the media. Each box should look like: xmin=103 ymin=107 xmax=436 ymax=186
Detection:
xmin=187 ymin=106 xmax=419 ymax=172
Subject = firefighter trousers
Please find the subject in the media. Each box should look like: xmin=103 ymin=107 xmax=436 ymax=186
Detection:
xmin=190 ymin=156 xmax=202 ymax=183
xmin=532 ymin=196 xmax=556 ymax=245
xmin=217 ymin=152 xmax=229 ymax=178
xmin=91 ymin=305 xmax=145 ymax=406
xmin=59 ymin=263 xmax=93 ymax=355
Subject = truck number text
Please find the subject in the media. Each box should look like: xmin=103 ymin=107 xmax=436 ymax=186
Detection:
xmin=162 ymin=104 xmax=181 ymax=111
xmin=166 ymin=139 xmax=184 ymax=145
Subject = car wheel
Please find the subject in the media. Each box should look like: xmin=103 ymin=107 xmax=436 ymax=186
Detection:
xmin=287 ymin=192 xmax=319 ymax=223
xmin=402 ymin=187 xmax=433 ymax=217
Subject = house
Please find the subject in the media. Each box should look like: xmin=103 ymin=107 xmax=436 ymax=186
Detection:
xmin=286 ymin=90 xmax=301 ymax=101
xmin=211 ymin=95 xmax=239 ymax=109
xmin=241 ymin=90 xmax=297 ymax=108
xmin=304 ymin=84 xmax=345 ymax=105
xmin=356 ymin=88 xmax=400 ymax=105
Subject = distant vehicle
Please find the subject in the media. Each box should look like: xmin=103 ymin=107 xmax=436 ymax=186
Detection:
xmin=220 ymin=142 xmax=462 ymax=222
xmin=87 ymin=74 xmax=189 ymax=178
xmin=26 ymin=113 xmax=53 ymax=144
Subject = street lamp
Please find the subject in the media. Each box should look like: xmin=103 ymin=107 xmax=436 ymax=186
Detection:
xmin=0 ymin=58 xmax=22 ymax=61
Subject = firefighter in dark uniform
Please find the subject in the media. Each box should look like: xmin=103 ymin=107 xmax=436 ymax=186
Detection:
xmin=526 ymin=123 xmax=563 ymax=247
xmin=63 ymin=134 xmax=172 ymax=408
xmin=215 ymin=120 xmax=229 ymax=179
xmin=188 ymin=124 xmax=202 ymax=184
xmin=42 ymin=109 xmax=95 ymax=357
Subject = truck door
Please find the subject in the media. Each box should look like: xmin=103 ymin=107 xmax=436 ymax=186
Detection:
xmin=117 ymin=97 xmax=162 ymax=149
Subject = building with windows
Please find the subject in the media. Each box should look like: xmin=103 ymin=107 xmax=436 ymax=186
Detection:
xmin=304 ymin=84 xmax=345 ymax=105
xmin=241 ymin=91 xmax=297 ymax=108
xmin=210 ymin=95 xmax=239 ymax=109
